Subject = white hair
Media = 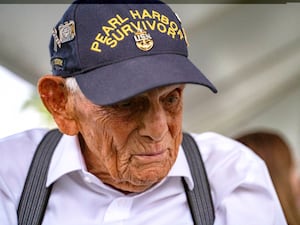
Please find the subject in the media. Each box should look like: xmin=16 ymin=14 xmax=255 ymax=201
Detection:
xmin=65 ymin=77 xmax=81 ymax=94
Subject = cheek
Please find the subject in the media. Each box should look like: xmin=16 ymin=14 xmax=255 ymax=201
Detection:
xmin=105 ymin=117 xmax=138 ymax=151
xmin=167 ymin=110 xmax=183 ymax=166
xmin=168 ymin=108 xmax=183 ymax=136
xmin=98 ymin=116 xmax=138 ymax=174
xmin=76 ymin=105 xmax=113 ymax=155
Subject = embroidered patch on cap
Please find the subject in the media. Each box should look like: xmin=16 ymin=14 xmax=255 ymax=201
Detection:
xmin=51 ymin=58 xmax=64 ymax=70
xmin=52 ymin=20 xmax=76 ymax=52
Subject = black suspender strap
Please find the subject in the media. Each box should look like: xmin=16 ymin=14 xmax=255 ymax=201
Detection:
xmin=17 ymin=130 xmax=214 ymax=225
xmin=182 ymin=132 xmax=215 ymax=225
xmin=17 ymin=129 xmax=62 ymax=225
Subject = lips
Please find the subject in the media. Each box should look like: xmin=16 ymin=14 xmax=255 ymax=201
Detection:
xmin=133 ymin=149 xmax=168 ymax=162
xmin=136 ymin=149 xmax=166 ymax=157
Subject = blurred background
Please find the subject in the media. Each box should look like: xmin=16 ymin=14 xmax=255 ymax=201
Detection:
xmin=0 ymin=3 xmax=299 ymax=166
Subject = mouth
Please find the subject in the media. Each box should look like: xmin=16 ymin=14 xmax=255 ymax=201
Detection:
xmin=133 ymin=150 xmax=168 ymax=162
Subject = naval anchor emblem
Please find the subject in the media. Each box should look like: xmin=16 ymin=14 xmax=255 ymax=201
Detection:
xmin=133 ymin=29 xmax=154 ymax=51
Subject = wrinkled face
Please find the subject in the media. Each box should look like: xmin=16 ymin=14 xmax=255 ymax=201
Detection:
xmin=73 ymin=84 xmax=185 ymax=193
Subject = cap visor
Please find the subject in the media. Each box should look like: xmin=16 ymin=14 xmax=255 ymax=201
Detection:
xmin=76 ymin=54 xmax=217 ymax=105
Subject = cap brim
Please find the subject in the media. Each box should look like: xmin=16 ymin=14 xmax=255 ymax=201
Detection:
xmin=75 ymin=54 xmax=217 ymax=105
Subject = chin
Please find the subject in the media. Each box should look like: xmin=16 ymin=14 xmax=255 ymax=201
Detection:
xmin=131 ymin=166 xmax=170 ymax=185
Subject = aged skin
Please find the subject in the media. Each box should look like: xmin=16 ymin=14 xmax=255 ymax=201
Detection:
xmin=38 ymin=75 xmax=184 ymax=193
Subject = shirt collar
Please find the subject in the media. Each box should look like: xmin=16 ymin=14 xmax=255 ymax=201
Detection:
xmin=46 ymin=134 xmax=86 ymax=187
xmin=168 ymin=146 xmax=194 ymax=190
xmin=46 ymin=134 xmax=194 ymax=190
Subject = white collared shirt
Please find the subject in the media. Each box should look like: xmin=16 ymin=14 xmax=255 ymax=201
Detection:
xmin=0 ymin=129 xmax=287 ymax=225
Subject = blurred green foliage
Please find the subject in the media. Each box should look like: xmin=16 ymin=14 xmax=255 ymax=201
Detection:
xmin=21 ymin=90 xmax=55 ymax=127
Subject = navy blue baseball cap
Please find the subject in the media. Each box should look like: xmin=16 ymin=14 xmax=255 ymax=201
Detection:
xmin=50 ymin=0 xmax=217 ymax=105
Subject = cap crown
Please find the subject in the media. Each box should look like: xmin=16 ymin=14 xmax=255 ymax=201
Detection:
xmin=50 ymin=0 xmax=188 ymax=77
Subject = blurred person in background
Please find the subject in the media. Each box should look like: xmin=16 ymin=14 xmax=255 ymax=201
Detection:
xmin=236 ymin=130 xmax=300 ymax=225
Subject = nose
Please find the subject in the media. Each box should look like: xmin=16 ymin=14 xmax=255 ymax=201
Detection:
xmin=138 ymin=102 xmax=168 ymax=142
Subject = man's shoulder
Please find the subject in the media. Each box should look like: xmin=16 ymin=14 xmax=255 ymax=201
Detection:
xmin=0 ymin=128 xmax=50 ymax=171
xmin=190 ymin=132 xmax=267 ymax=200
xmin=189 ymin=131 xmax=264 ymax=172
xmin=186 ymin=132 xmax=287 ymax=224
xmin=190 ymin=131 xmax=249 ymax=154
xmin=0 ymin=128 xmax=50 ymax=199
xmin=0 ymin=128 xmax=49 ymax=153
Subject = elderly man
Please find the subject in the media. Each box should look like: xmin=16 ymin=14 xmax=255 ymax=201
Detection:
xmin=0 ymin=1 xmax=287 ymax=225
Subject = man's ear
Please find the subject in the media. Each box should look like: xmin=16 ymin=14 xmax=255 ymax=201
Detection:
xmin=38 ymin=75 xmax=79 ymax=135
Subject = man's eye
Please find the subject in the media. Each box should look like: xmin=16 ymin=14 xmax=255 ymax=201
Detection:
xmin=117 ymin=100 xmax=133 ymax=109
xmin=164 ymin=92 xmax=180 ymax=105
xmin=166 ymin=95 xmax=179 ymax=104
